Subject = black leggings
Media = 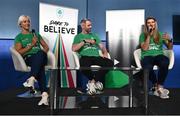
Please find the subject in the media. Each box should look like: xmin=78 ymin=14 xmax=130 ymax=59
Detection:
xmin=25 ymin=50 xmax=48 ymax=92
xmin=141 ymin=55 xmax=169 ymax=85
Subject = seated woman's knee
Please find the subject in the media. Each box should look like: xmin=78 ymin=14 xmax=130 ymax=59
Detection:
xmin=159 ymin=58 xmax=169 ymax=67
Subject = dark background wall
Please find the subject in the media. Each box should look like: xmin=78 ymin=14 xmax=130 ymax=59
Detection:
xmin=0 ymin=0 xmax=180 ymax=91
xmin=88 ymin=0 xmax=180 ymax=40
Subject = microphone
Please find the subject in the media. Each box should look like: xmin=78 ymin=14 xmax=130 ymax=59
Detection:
xmin=32 ymin=29 xmax=36 ymax=36
xmin=148 ymin=27 xmax=152 ymax=33
xmin=31 ymin=29 xmax=38 ymax=46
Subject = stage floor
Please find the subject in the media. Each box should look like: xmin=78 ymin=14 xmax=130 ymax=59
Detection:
xmin=0 ymin=86 xmax=180 ymax=115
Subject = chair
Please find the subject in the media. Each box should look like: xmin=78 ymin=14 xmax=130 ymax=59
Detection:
xmin=10 ymin=39 xmax=56 ymax=97
xmin=133 ymin=49 xmax=174 ymax=105
xmin=10 ymin=46 xmax=56 ymax=72
xmin=133 ymin=48 xmax=175 ymax=70
xmin=10 ymin=39 xmax=56 ymax=72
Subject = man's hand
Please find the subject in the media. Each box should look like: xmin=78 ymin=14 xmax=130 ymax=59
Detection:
xmin=84 ymin=39 xmax=96 ymax=44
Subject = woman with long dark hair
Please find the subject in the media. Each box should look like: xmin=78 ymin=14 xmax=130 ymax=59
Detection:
xmin=139 ymin=16 xmax=173 ymax=99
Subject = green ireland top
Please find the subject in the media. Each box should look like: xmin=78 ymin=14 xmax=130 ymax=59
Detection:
xmin=72 ymin=33 xmax=101 ymax=57
xmin=139 ymin=32 xmax=166 ymax=59
xmin=14 ymin=33 xmax=42 ymax=57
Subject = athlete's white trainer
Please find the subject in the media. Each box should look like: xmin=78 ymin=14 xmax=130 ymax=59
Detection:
xmin=23 ymin=76 xmax=37 ymax=89
xmin=95 ymin=81 xmax=103 ymax=91
xmin=86 ymin=81 xmax=97 ymax=95
xmin=38 ymin=92 xmax=49 ymax=106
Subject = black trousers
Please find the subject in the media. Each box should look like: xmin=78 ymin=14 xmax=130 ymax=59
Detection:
xmin=25 ymin=50 xmax=48 ymax=92
xmin=141 ymin=55 xmax=169 ymax=85
xmin=80 ymin=56 xmax=114 ymax=83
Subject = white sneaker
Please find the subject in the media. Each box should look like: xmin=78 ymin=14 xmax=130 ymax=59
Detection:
xmin=86 ymin=81 xmax=96 ymax=95
xmin=151 ymin=86 xmax=169 ymax=95
xmin=38 ymin=92 xmax=49 ymax=106
xmin=162 ymin=88 xmax=169 ymax=95
xmin=95 ymin=81 xmax=103 ymax=91
xmin=154 ymin=87 xmax=169 ymax=99
xmin=23 ymin=76 xmax=37 ymax=89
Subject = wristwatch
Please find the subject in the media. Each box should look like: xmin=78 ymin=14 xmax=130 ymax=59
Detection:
xmin=83 ymin=40 xmax=86 ymax=44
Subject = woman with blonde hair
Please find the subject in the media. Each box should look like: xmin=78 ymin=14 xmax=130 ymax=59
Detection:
xmin=14 ymin=15 xmax=49 ymax=105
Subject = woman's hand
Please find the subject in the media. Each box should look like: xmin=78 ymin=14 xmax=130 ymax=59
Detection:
xmin=162 ymin=32 xmax=173 ymax=49
xmin=162 ymin=32 xmax=170 ymax=41
xmin=40 ymin=39 xmax=49 ymax=53
xmin=32 ymin=36 xmax=38 ymax=46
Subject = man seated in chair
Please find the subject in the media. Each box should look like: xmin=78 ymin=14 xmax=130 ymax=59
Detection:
xmin=72 ymin=18 xmax=114 ymax=95
xmin=139 ymin=16 xmax=173 ymax=99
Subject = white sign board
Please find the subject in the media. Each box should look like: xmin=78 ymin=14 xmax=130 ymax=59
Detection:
xmin=39 ymin=2 xmax=78 ymax=87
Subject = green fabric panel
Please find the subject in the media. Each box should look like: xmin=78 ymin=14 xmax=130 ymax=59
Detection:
xmin=105 ymin=70 xmax=129 ymax=88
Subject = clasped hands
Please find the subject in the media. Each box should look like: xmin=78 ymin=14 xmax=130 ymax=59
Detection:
xmin=84 ymin=39 xmax=96 ymax=45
